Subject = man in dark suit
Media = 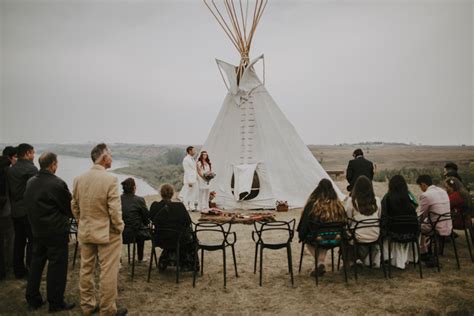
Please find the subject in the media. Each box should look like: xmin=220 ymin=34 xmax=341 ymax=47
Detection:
xmin=6 ymin=143 xmax=38 ymax=279
xmin=24 ymin=152 xmax=75 ymax=312
xmin=346 ymin=148 xmax=374 ymax=193
xmin=0 ymin=146 xmax=17 ymax=280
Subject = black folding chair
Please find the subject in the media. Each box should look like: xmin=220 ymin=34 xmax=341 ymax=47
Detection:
xmin=147 ymin=225 xmax=188 ymax=284
xmin=69 ymin=218 xmax=79 ymax=269
xmin=422 ymin=212 xmax=460 ymax=271
xmin=252 ymin=219 xmax=295 ymax=287
xmin=384 ymin=215 xmax=422 ymax=279
xmin=347 ymin=218 xmax=386 ymax=280
xmin=451 ymin=209 xmax=473 ymax=263
xmin=123 ymin=236 xmax=137 ymax=281
xmin=298 ymin=221 xmax=348 ymax=286
xmin=193 ymin=222 xmax=238 ymax=288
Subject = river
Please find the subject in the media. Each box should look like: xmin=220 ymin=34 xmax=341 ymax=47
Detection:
xmin=35 ymin=154 xmax=158 ymax=196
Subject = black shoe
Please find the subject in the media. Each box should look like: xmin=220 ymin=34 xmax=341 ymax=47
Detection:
xmin=420 ymin=253 xmax=431 ymax=262
xmin=28 ymin=301 xmax=45 ymax=311
xmin=116 ymin=307 xmax=128 ymax=316
xmin=48 ymin=302 xmax=75 ymax=313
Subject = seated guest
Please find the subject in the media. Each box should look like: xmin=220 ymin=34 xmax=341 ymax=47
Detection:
xmin=149 ymin=184 xmax=197 ymax=272
xmin=297 ymin=179 xmax=346 ymax=277
xmin=381 ymin=175 xmax=418 ymax=269
xmin=445 ymin=177 xmax=471 ymax=230
xmin=121 ymin=178 xmax=151 ymax=263
xmin=444 ymin=162 xmax=462 ymax=183
xmin=417 ymin=175 xmax=452 ymax=267
xmin=345 ymin=176 xmax=381 ymax=266
xmin=23 ymin=153 xmax=75 ymax=312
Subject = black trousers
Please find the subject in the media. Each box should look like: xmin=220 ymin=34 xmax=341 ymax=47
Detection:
xmin=0 ymin=216 xmax=14 ymax=279
xmin=26 ymin=234 xmax=68 ymax=308
xmin=137 ymin=239 xmax=145 ymax=261
xmin=12 ymin=216 xmax=33 ymax=277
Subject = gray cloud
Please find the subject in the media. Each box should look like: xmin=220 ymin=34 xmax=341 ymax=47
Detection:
xmin=1 ymin=0 xmax=472 ymax=145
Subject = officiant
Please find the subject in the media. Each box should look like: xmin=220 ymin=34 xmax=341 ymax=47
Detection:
xmin=179 ymin=146 xmax=198 ymax=211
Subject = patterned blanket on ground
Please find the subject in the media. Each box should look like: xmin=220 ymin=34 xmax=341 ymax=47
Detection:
xmin=198 ymin=208 xmax=276 ymax=225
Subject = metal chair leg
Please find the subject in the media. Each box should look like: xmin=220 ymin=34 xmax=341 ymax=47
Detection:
xmin=411 ymin=241 xmax=417 ymax=269
xmin=415 ymin=239 xmax=423 ymax=279
xmin=434 ymin=236 xmax=441 ymax=272
xmin=353 ymin=243 xmax=358 ymax=281
xmin=315 ymin=245 xmax=319 ymax=286
xmin=231 ymin=245 xmax=238 ymax=277
xmin=193 ymin=247 xmax=198 ymax=288
xmin=223 ymin=247 xmax=227 ymax=288
xmin=287 ymin=244 xmax=294 ymax=286
xmin=200 ymin=249 xmax=204 ymax=276
xmin=127 ymin=244 xmax=131 ymax=265
xmin=147 ymin=247 xmax=154 ymax=283
xmin=379 ymin=241 xmax=387 ymax=279
xmin=298 ymin=242 xmax=305 ymax=273
xmin=388 ymin=239 xmax=392 ymax=278
xmin=465 ymin=228 xmax=474 ymax=262
xmin=331 ymin=248 xmax=335 ymax=272
xmin=259 ymin=246 xmax=264 ymax=286
xmin=451 ymin=234 xmax=460 ymax=270
xmin=72 ymin=240 xmax=78 ymax=269
xmin=254 ymin=243 xmax=259 ymax=274
xmin=341 ymin=242 xmax=348 ymax=283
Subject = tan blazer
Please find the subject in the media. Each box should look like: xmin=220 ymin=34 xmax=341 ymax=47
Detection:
xmin=71 ymin=164 xmax=124 ymax=244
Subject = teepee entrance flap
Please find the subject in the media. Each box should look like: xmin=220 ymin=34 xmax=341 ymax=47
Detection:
xmin=232 ymin=163 xmax=258 ymax=200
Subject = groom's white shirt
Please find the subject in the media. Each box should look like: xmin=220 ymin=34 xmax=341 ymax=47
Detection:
xmin=183 ymin=154 xmax=197 ymax=185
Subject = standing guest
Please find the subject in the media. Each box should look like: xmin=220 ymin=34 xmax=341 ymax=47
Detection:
xmin=197 ymin=151 xmax=212 ymax=210
xmin=6 ymin=143 xmax=38 ymax=279
xmin=345 ymin=176 xmax=381 ymax=266
xmin=0 ymin=146 xmax=17 ymax=280
xmin=416 ymin=175 xmax=452 ymax=267
xmin=444 ymin=162 xmax=463 ymax=183
xmin=297 ymin=179 xmax=346 ymax=277
xmin=179 ymin=146 xmax=198 ymax=211
xmin=24 ymin=153 xmax=75 ymax=312
xmin=150 ymin=184 xmax=197 ymax=272
xmin=445 ymin=177 xmax=471 ymax=230
xmin=72 ymin=143 xmax=127 ymax=316
xmin=345 ymin=149 xmax=374 ymax=193
xmin=381 ymin=175 xmax=418 ymax=269
xmin=121 ymin=178 xmax=150 ymax=263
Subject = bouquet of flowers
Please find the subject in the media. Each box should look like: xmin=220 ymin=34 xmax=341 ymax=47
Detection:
xmin=203 ymin=171 xmax=216 ymax=184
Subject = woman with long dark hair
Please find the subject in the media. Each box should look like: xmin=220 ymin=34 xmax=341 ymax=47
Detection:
xmin=381 ymin=175 xmax=418 ymax=269
xmin=297 ymin=179 xmax=346 ymax=277
xmin=196 ymin=151 xmax=212 ymax=210
xmin=345 ymin=176 xmax=381 ymax=265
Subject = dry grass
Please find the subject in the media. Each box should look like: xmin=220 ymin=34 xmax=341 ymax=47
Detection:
xmin=1 ymin=182 xmax=473 ymax=315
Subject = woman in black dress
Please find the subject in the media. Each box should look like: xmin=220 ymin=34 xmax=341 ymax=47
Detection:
xmin=149 ymin=183 xmax=197 ymax=271
xmin=121 ymin=178 xmax=151 ymax=262
xmin=381 ymin=175 xmax=418 ymax=269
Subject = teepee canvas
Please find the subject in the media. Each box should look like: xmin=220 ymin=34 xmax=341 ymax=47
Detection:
xmin=202 ymin=0 xmax=344 ymax=209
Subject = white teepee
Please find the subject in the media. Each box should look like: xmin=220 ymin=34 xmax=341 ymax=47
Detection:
xmin=202 ymin=0 xmax=344 ymax=209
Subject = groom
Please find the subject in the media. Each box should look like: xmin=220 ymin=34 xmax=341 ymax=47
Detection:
xmin=179 ymin=146 xmax=198 ymax=211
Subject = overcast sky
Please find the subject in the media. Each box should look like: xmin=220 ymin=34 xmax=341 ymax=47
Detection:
xmin=0 ymin=0 xmax=472 ymax=145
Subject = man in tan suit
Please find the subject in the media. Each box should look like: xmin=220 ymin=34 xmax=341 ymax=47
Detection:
xmin=72 ymin=143 xmax=127 ymax=316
